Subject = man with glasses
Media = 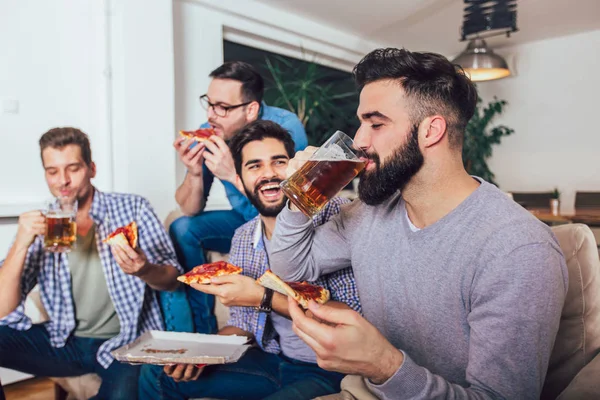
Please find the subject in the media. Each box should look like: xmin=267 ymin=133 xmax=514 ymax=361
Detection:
xmin=171 ymin=61 xmax=307 ymax=334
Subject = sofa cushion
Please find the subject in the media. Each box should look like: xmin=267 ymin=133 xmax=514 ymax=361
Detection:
xmin=542 ymin=224 xmax=600 ymax=399
xmin=557 ymin=351 xmax=600 ymax=399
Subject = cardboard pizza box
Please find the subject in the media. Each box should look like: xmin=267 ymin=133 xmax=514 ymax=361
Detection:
xmin=111 ymin=330 xmax=250 ymax=365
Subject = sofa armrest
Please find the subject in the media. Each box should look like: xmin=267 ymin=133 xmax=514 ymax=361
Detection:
xmin=557 ymin=352 xmax=600 ymax=399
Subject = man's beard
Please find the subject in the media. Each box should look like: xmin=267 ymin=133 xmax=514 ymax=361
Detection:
xmin=244 ymin=178 xmax=286 ymax=217
xmin=358 ymin=124 xmax=424 ymax=205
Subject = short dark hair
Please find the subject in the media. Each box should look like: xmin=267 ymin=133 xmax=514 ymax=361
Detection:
xmin=210 ymin=61 xmax=264 ymax=104
xmin=39 ymin=127 xmax=93 ymax=166
xmin=353 ymin=48 xmax=478 ymax=148
xmin=229 ymin=120 xmax=296 ymax=175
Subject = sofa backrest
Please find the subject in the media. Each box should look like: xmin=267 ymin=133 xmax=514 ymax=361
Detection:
xmin=542 ymin=224 xmax=600 ymax=399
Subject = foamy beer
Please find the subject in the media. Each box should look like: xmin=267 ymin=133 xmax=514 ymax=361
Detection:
xmin=44 ymin=197 xmax=77 ymax=253
xmin=280 ymin=131 xmax=366 ymax=216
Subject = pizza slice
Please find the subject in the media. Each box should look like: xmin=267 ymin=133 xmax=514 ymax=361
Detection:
xmin=179 ymin=127 xmax=215 ymax=142
xmin=177 ymin=260 xmax=243 ymax=285
xmin=256 ymin=270 xmax=330 ymax=309
xmin=103 ymin=221 xmax=138 ymax=249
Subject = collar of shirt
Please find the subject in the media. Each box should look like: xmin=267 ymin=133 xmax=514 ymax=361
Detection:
xmin=252 ymin=218 xmax=263 ymax=250
xmin=89 ymin=188 xmax=107 ymax=224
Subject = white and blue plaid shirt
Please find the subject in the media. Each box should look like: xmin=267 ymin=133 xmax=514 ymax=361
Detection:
xmin=0 ymin=189 xmax=182 ymax=368
xmin=227 ymin=197 xmax=362 ymax=354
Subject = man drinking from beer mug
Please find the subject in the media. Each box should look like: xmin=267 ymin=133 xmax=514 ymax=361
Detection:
xmin=270 ymin=48 xmax=567 ymax=399
xmin=0 ymin=127 xmax=182 ymax=399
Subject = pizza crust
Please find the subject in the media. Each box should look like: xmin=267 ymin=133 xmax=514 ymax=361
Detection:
xmin=256 ymin=270 xmax=330 ymax=308
xmin=103 ymin=221 xmax=138 ymax=249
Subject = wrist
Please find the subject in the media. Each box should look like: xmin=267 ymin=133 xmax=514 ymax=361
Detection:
xmin=255 ymin=288 xmax=274 ymax=313
xmin=224 ymin=173 xmax=238 ymax=185
xmin=187 ymin=169 xmax=204 ymax=179
xmin=254 ymin=287 xmax=265 ymax=307
xmin=13 ymin=237 xmax=33 ymax=254
xmin=370 ymin=348 xmax=403 ymax=385
xmin=133 ymin=261 xmax=152 ymax=278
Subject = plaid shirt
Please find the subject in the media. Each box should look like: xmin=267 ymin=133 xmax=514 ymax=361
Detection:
xmin=0 ymin=189 xmax=182 ymax=368
xmin=227 ymin=197 xmax=362 ymax=354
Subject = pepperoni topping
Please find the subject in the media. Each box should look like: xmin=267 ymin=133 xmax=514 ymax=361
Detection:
xmin=288 ymin=281 xmax=323 ymax=299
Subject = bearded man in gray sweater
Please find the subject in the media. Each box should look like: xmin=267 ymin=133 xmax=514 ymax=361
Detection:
xmin=269 ymin=48 xmax=568 ymax=399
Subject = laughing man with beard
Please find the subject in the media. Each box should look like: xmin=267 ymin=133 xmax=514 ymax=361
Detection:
xmin=139 ymin=120 xmax=361 ymax=400
xmin=171 ymin=61 xmax=308 ymax=335
xmin=269 ymin=48 xmax=568 ymax=399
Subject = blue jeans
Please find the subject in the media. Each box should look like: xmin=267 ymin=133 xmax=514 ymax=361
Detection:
xmin=138 ymin=347 xmax=344 ymax=400
xmin=0 ymin=325 xmax=139 ymax=400
xmin=169 ymin=210 xmax=247 ymax=334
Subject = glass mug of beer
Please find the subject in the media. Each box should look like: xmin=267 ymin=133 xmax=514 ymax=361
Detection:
xmin=280 ymin=131 xmax=367 ymax=217
xmin=44 ymin=197 xmax=77 ymax=253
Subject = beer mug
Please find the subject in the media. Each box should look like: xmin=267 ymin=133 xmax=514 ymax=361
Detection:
xmin=280 ymin=131 xmax=367 ymax=216
xmin=44 ymin=197 xmax=77 ymax=253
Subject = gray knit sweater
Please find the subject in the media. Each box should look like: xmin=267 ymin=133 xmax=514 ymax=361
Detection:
xmin=270 ymin=180 xmax=568 ymax=399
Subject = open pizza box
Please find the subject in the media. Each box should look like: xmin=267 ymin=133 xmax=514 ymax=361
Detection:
xmin=111 ymin=330 xmax=251 ymax=365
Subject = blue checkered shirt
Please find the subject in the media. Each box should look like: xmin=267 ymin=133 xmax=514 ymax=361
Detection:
xmin=0 ymin=190 xmax=183 ymax=368
xmin=226 ymin=197 xmax=362 ymax=354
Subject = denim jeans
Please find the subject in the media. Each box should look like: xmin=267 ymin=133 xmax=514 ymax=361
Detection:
xmin=169 ymin=210 xmax=247 ymax=334
xmin=0 ymin=325 xmax=140 ymax=400
xmin=138 ymin=347 xmax=344 ymax=400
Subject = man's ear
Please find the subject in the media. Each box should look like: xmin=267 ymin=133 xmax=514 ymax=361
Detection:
xmin=245 ymin=101 xmax=260 ymax=122
xmin=421 ymin=116 xmax=447 ymax=148
xmin=90 ymin=162 xmax=97 ymax=179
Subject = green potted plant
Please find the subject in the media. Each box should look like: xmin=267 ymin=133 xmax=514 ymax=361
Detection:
xmin=263 ymin=54 xmax=358 ymax=146
xmin=550 ymin=188 xmax=561 ymax=216
xmin=462 ymin=96 xmax=514 ymax=186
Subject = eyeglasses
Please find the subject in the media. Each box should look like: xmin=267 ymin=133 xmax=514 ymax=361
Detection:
xmin=199 ymin=95 xmax=252 ymax=117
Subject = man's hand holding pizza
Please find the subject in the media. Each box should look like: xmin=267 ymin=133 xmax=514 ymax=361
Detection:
xmin=105 ymin=222 xmax=179 ymax=291
xmin=202 ymin=136 xmax=238 ymax=186
xmin=191 ymin=274 xmax=264 ymax=308
xmin=110 ymin=243 xmax=151 ymax=278
xmin=288 ymin=297 xmax=404 ymax=385
xmin=173 ymin=137 xmax=206 ymax=177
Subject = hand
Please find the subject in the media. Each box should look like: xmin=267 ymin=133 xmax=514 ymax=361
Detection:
xmin=305 ymin=301 xmax=352 ymax=326
xmin=203 ymin=136 xmax=237 ymax=184
xmin=174 ymin=137 xmax=206 ymax=177
xmin=111 ymin=244 xmax=150 ymax=277
xmin=190 ymin=274 xmax=264 ymax=307
xmin=288 ymin=297 xmax=404 ymax=384
xmin=163 ymin=363 xmax=206 ymax=382
xmin=285 ymin=146 xmax=318 ymax=179
xmin=15 ymin=211 xmax=46 ymax=250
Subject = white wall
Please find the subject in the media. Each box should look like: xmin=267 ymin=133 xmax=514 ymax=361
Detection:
xmin=0 ymin=0 xmax=110 ymax=265
xmin=0 ymin=0 xmax=111 ymax=214
xmin=0 ymin=0 xmax=178 ymax=249
xmin=109 ymin=0 xmax=178 ymax=219
xmin=478 ymin=29 xmax=600 ymax=214
xmin=0 ymin=0 xmax=177 ymax=384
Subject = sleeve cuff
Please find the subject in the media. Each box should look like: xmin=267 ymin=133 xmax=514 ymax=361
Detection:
xmin=366 ymin=352 xmax=427 ymax=399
